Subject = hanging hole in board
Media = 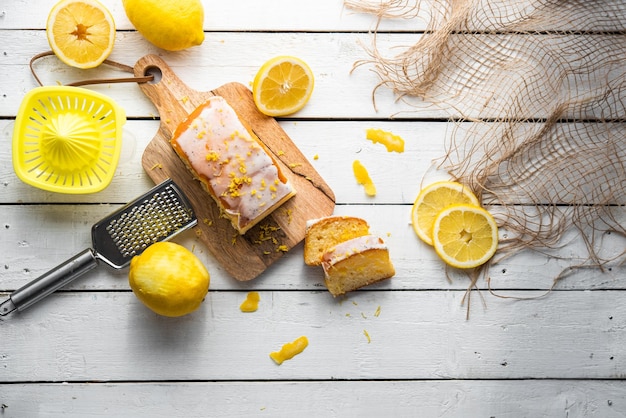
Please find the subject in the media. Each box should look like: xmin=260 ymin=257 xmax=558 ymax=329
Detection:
xmin=144 ymin=66 xmax=162 ymax=84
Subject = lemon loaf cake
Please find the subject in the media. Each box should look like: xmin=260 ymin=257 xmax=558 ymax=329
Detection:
xmin=171 ymin=96 xmax=295 ymax=234
xmin=304 ymin=216 xmax=370 ymax=266
xmin=321 ymin=235 xmax=395 ymax=296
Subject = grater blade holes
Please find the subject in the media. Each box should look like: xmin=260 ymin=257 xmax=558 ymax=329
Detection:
xmin=105 ymin=186 xmax=194 ymax=258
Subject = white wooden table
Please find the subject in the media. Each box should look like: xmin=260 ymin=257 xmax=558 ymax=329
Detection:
xmin=1 ymin=1 xmax=625 ymax=416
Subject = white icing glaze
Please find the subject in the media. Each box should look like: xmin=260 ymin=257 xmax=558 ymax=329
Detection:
xmin=172 ymin=96 xmax=294 ymax=231
xmin=305 ymin=215 xmax=337 ymax=229
xmin=321 ymin=235 xmax=387 ymax=266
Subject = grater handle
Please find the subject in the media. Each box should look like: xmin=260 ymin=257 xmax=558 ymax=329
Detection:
xmin=1 ymin=249 xmax=98 ymax=315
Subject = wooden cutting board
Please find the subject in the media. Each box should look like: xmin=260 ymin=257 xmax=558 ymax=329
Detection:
xmin=133 ymin=54 xmax=335 ymax=281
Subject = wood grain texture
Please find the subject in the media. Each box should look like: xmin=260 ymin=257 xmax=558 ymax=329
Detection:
xmin=2 ymin=380 xmax=625 ymax=417
xmin=133 ymin=55 xmax=335 ymax=280
xmin=1 ymin=204 xmax=622 ymax=291
xmin=4 ymin=31 xmax=622 ymax=121
xmin=1 ymin=290 xmax=625 ymax=382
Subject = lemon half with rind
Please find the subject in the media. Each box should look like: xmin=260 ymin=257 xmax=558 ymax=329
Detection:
xmin=252 ymin=56 xmax=315 ymax=117
xmin=432 ymin=204 xmax=498 ymax=269
xmin=411 ymin=181 xmax=480 ymax=246
xmin=46 ymin=0 xmax=116 ymax=69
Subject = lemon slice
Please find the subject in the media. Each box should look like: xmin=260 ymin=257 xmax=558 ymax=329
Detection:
xmin=46 ymin=0 xmax=116 ymax=69
xmin=252 ymin=56 xmax=315 ymax=116
xmin=432 ymin=204 xmax=498 ymax=269
xmin=411 ymin=181 xmax=480 ymax=245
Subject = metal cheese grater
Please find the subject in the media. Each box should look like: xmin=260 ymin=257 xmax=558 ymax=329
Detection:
xmin=0 ymin=179 xmax=197 ymax=316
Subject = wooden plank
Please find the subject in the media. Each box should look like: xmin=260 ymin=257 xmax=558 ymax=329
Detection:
xmin=1 ymin=380 xmax=625 ymax=417
xmin=1 ymin=290 xmax=625 ymax=382
xmin=3 ymin=31 xmax=625 ymax=120
xmin=1 ymin=204 xmax=623 ymax=291
xmin=0 ymin=0 xmax=421 ymax=32
xmin=2 ymin=0 xmax=623 ymax=32
xmin=5 ymin=119 xmax=625 ymax=206
xmin=133 ymin=54 xmax=334 ymax=280
xmin=2 ymin=118 xmax=447 ymax=205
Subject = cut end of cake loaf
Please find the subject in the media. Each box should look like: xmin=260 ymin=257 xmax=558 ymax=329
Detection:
xmin=303 ymin=216 xmax=370 ymax=266
xmin=170 ymin=95 xmax=295 ymax=234
xmin=321 ymin=235 xmax=395 ymax=296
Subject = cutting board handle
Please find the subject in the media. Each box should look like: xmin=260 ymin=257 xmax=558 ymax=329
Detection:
xmin=133 ymin=54 xmax=207 ymax=122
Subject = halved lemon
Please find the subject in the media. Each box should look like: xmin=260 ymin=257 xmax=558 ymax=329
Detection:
xmin=252 ymin=56 xmax=314 ymax=117
xmin=432 ymin=204 xmax=498 ymax=269
xmin=411 ymin=181 xmax=480 ymax=246
xmin=46 ymin=0 xmax=116 ymax=69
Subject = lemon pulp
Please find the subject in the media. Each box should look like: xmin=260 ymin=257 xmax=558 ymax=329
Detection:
xmin=46 ymin=0 xmax=115 ymax=69
xmin=411 ymin=181 xmax=480 ymax=246
xmin=252 ymin=56 xmax=315 ymax=116
xmin=431 ymin=204 xmax=499 ymax=269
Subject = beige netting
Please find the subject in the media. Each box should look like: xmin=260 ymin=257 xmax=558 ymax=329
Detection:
xmin=346 ymin=0 xmax=626 ymax=296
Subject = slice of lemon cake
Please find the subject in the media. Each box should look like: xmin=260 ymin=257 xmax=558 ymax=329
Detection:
xmin=304 ymin=216 xmax=370 ymax=266
xmin=171 ymin=96 xmax=295 ymax=234
xmin=321 ymin=235 xmax=395 ymax=296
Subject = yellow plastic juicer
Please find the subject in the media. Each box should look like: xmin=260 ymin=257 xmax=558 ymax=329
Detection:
xmin=12 ymin=86 xmax=126 ymax=194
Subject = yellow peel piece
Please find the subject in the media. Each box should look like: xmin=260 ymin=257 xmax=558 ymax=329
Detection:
xmin=239 ymin=291 xmax=260 ymax=312
xmin=353 ymin=160 xmax=376 ymax=196
xmin=270 ymin=336 xmax=309 ymax=365
xmin=365 ymin=128 xmax=405 ymax=153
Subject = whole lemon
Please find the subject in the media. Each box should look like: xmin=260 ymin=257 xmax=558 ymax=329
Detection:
xmin=129 ymin=242 xmax=210 ymax=317
xmin=122 ymin=0 xmax=205 ymax=51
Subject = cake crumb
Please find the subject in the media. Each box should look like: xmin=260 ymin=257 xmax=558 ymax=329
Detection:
xmin=282 ymin=208 xmax=293 ymax=223
xmin=313 ymin=154 xmax=319 ymax=160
